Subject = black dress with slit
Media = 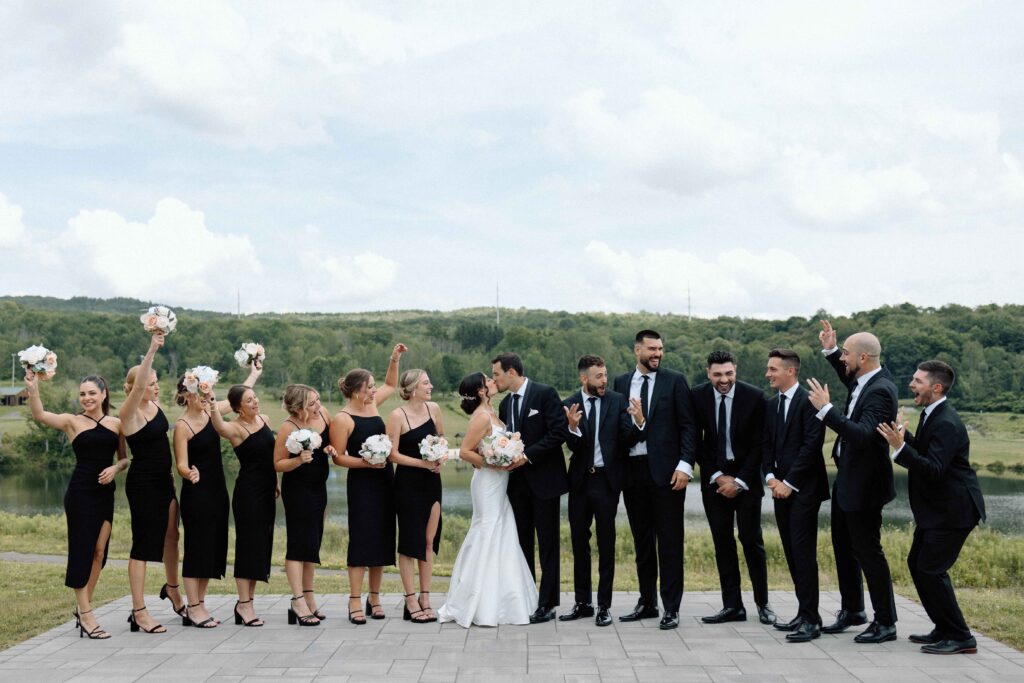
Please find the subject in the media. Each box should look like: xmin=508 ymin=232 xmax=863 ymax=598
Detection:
xmin=179 ymin=418 xmax=229 ymax=579
xmin=393 ymin=411 xmax=442 ymax=561
xmin=344 ymin=413 xmax=395 ymax=567
xmin=63 ymin=416 xmax=118 ymax=588
xmin=280 ymin=415 xmax=330 ymax=563
xmin=124 ymin=407 xmax=177 ymax=562
xmin=232 ymin=418 xmax=277 ymax=581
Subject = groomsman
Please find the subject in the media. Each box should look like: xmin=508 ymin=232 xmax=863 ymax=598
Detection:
xmin=762 ymin=349 xmax=828 ymax=643
xmin=807 ymin=320 xmax=899 ymax=643
xmin=561 ymin=355 xmax=645 ymax=626
xmin=614 ymin=330 xmax=698 ymax=630
xmin=691 ymin=351 xmax=774 ymax=625
xmin=877 ymin=361 xmax=986 ymax=655
xmin=492 ymin=352 xmax=568 ymax=623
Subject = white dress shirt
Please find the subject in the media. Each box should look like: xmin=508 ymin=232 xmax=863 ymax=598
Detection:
xmin=816 ymin=349 xmax=883 ymax=458
xmin=569 ymin=389 xmax=645 ymax=466
xmin=892 ymin=396 xmax=947 ymax=459
xmin=765 ymin=382 xmax=800 ymax=492
xmin=627 ymin=367 xmax=693 ymax=477
xmin=708 ymin=385 xmax=748 ymax=491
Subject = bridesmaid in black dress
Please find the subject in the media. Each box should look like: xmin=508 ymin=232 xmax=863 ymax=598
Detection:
xmin=25 ymin=369 xmax=127 ymax=639
xmin=120 ymin=332 xmax=183 ymax=634
xmin=386 ymin=369 xmax=448 ymax=623
xmin=329 ymin=343 xmax=406 ymax=624
xmin=211 ymin=381 xmax=277 ymax=627
xmin=173 ymin=379 xmax=229 ymax=629
xmin=274 ymin=384 xmax=335 ymax=626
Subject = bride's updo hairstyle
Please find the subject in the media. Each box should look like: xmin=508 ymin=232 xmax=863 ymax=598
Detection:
xmin=458 ymin=372 xmax=487 ymax=415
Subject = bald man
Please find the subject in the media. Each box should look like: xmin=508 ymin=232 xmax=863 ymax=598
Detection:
xmin=806 ymin=321 xmax=898 ymax=644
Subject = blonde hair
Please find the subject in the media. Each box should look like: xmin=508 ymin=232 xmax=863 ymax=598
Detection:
xmin=283 ymin=383 xmax=317 ymax=418
xmin=124 ymin=365 xmax=155 ymax=394
xmin=398 ymin=369 xmax=426 ymax=401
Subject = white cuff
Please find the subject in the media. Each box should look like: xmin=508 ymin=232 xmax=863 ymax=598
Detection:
xmin=633 ymin=417 xmax=645 ymax=431
xmin=782 ymin=479 xmax=799 ymax=492
xmin=734 ymin=477 xmax=749 ymax=491
xmin=892 ymin=442 xmax=905 ymax=460
xmin=822 ymin=346 xmax=839 ymax=355
xmin=675 ymin=461 xmax=694 ymax=477
xmin=569 ymin=426 xmax=582 ymax=437
xmin=815 ymin=403 xmax=833 ymax=420
xmin=765 ymin=473 xmax=776 ymax=483
xmin=709 ymin=470 xmax=723 ymax=484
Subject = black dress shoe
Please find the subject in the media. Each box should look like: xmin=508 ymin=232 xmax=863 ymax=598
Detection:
xmin=595 ymin=608 xmax=612 ymax=627
xmin=558 ymin=604 xmax=594 ymax=621
xmin=909 ymin=629 xmax=941 ymax=645
xmin=618 ymin=602 xmax=659 ymax=622
xmin=757 ymin=604 xmax=777 ymax=625
xmin=774 ymin=615 xmax=802 ymax=632
xmin=853 ymin=621 xmax=897 ymax=644
xmin=529 ymin=607 xmax=556 ymax=624
xmin=659 ymin=611 xmax=679 ymax=630
xmin=785 ymin=620 xmax=821 ymax=643
xmin=821 ymin=609 xmax=868 ymax=634
xmin=921 ymin=637 xmax=977 ymax=655
xmin=701 ymin=607 xmax=746 ymax=624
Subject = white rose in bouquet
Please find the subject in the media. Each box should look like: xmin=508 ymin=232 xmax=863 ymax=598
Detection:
xmin=481 ymin=431 xmax=525 ymax=467
xmin=234 ymin=342 xmax=266 ymax=368
xmin=19 ymin=345 xmax=58 ymax=380
xmin=419 ymin=434 xmax=449 ymax=462
xmin=286 ymin=428 xmax=322 ymax=455
xmin=183 ymin=365 xmax=219 ymax=396
xmin=140 ymin=305 xmax=177 ymax=335
xmin=358 ymin=433 xmax=392 ymax=465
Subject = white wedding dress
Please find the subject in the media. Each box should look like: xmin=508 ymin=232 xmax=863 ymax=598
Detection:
xmin=437 ymin=422 xmax=538 ymax=627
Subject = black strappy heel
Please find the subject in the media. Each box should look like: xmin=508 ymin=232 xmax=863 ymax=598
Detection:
xmin=187 ymin=601 xmax=218 ymax=628
xmin=303 ymin=589 xmax=326 ymax=620
xmin=419 ymin=591 xmax=438 ymax=623
xmin=348 ymin=595 xmax=366 ymax=625
xmin=159 ymin=582 xmax=191 ymax=626
xmin=403 ymin=593 xmax=430 ymax=623
xmin=234 ymin=599 xmax=263 ymax=627
xmin=366 ymin=592 xmax=386 ymax=620
xmin=127 ymin=606 xmax=166 ymax=634
xmin=77 ymin=609 xmax=110 ymax=640
xmin=288 ymin=595 xmax=320 ymax=626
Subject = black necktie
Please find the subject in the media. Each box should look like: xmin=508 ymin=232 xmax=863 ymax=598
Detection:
xmin=775 ymin=393 xmax=787 ymax=455
xmin=587 ymin=397 xmax=598 ymax=466
xmin=917 ymin=409 xmax=928 ymax=433
xmin=716 ymin=395 xmax=729 ymax=472
xmin=511 ymin=393 xmax=521 ymax=432
xmin=640 ymin=375 xmax=650 ymax=420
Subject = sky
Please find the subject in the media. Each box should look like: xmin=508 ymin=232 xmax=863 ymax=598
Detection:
xmin=1 ymin=1 xmax=1022 ymax=318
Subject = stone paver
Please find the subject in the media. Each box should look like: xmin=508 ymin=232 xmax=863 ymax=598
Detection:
xmin=3 ymin=592 xmax=1022 ymax=682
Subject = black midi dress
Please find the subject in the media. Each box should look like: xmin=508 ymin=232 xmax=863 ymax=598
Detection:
xmin=124 ymin=407 xmax=177 ymax=562
xmin=344 ymin=413 xmax=396 ymax=567
xmin=393 ymin=411 xmax=442 ymax=562
xmin=231 ymin=418 xmax=277 ymax=581
xmin=179 ymin=418 xmax=229 ymax=579
xmin=280 ymin=415 xmax=330 ymax=563
xmin=63 ymin=416 xmax=118 ymax=588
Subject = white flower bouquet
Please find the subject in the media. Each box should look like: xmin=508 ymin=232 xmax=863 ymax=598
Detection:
xmin=419 ymin=434 xmax=449 ymax=462
xmin=234 ymin=342 xmax=266 ymax=368
xmin=286 ymin=428 xmax=322 ymax=454
xmin=19 ymin=345 xmax=58 ymax=380
xmin=182 ymin=365 xmax=219 ymax=396
xmin=358 ymin=433 xmax=392 ymax=465
xmin=480 ymin=431 xmax=525 ymax=467
xmin=140 ymin=305 xmax=177 ymax=335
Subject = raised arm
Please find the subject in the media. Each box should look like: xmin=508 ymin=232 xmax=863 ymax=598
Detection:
xmin=120 ymin=333 xmax=164 ymax=424
xmin=24 ymin=370 xmax=74 ymax=435
xmin=375 ymin=343 xmax=407 ymax=405
xmin=822 ymin=385 xmax=896 ymax=448
xmin=216 ymin=360 xmax=262 ymax=415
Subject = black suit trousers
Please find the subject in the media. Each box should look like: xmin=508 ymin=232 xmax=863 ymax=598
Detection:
xmin=623 ymin=456 xmax=686 ymax=612
xmin=830 ymin=487 xmax=897 ymax=625
xmin=774 ymin=495 xmax=822 ymax=624
xmin=908 ymin=525 xmax=973 ymax=641
xmin=508 ymin=475 xmax=561 ymax=609
xmin=703 ymin=488 xmax=769 ymax=609
xmin=568 ymin=470 xmax=618 ymax=608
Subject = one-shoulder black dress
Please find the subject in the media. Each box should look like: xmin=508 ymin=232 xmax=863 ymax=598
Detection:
xmin=124 ymin=407 xmax=177 ymax=562
xmin=64 ymin=416 xmax=118 ymax=588
xmin=280 ymin=416 xmax=330 ymax=563
xmin=179 ymin=418 xmax=229 ymax=579
xmin=345 ymin=413 xmax=395 ymax=567
xmin=393 ymin=411 xmax=442 ymax=561
xmin=232 ymin=417 xmax=277 ymax=581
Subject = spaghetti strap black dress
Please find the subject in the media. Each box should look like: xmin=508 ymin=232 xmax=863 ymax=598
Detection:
xmin=179 ymin=418 xmax=229 ymax=579
xmin=345 ymin=413 xmax=395 ymax=568
xmin=281 ymin=415 xmax=330 ymax=563
xmin=394 ymin=411 xmax=442 ymax=561
xmin=64 ymin=416 xmax=118 ymax=588
xmin=124 ymin=407 xmax=177 ymax=562
xmin=232 ymin=417 xmax=277 ymax=581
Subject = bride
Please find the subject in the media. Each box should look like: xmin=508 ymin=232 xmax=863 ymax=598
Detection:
xmin=437 ymin=372 xmax=537 ymax=627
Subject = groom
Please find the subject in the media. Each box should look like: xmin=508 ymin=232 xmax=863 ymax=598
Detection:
xmin=492 ymin=352 xmax=568 ymax=623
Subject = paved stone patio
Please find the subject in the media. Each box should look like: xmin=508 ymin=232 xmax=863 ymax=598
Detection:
xmin=2 ymin=591 xmax=1022 ymax=682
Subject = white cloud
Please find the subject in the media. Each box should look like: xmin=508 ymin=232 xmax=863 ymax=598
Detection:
xmin=0 ymin=193 xmax=26 ymax=248
xmin=60 ymin=198 xmax=262 ymax=304
xmin=301 ymin=250 xmax=398 ymax=308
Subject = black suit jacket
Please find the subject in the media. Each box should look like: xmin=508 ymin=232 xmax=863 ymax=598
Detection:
xmin=762 ymin=386 xmax=829 ymax=503
xmin=822 ymin=350 xmax=898 ymax=511
xmin=691 ymin=381 xmax=766 ymax=497
xmin=896 ymin=401 xmax=985 ymax=529
xmin=613 ymin=367 xmax=697 ymax=486
xmin=498 ymin=378 xmax=569 ymax=500
xmin=563 ymin=389 xmax=643 ymax=494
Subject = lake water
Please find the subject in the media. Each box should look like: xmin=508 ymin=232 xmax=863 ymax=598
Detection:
xmin=2 ymin=459 xmax=1022 ymax=534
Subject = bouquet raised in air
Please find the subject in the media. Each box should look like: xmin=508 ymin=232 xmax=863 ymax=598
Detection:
xmin=234 ymin=342 xmax=266 ymax=368
xmin=19 ymin=345 xmax=58 ymax=380
xmin=140 ymin=305 xmax=177 ymax=335
xmin=359 ymin=434 xmax=392 ymax=465
xmin=480 ymin=431 xmax=525 ymax=467
xmin=286 ymin=429 xmax=322 ymax=454
xmin=182 ymin=365 xmax=219 ymax=396
xmin=419 ymin=434 xmax=449 ymax=462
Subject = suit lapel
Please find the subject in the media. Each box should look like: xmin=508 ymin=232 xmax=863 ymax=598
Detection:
xmin=598 ymin=392 xmax=612 ymax=443
xmin=782 ymin=388 xmax=804 ymax=443
xmin=648 ymin=371 xmax=669 ymax=416
xmin=519 ymin=380 xmax=536 ymax=427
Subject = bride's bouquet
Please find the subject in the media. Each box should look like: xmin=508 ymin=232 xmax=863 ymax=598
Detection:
xmin=19 ymin=345 xmax=58 ymax=380
xmin=419 ymin=434 xmax=449 ymax=462
xmin=359 ymin=434 xmax=392 ymax=465
xmin=182 ymin=365 xmax=219 ymax=396
xmin=480 ymin=431 xmax=525 ymax=467
xmin=140 ymin=305 xmax=177 ymax=335
xmin=286 ymin=429 xmax=322 ymax=454
xmin=234 ymin=342 xmax=266 ymax=368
